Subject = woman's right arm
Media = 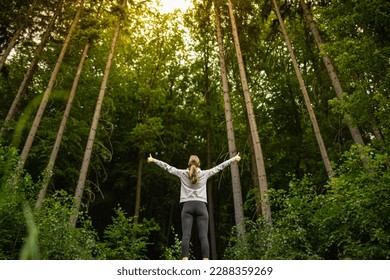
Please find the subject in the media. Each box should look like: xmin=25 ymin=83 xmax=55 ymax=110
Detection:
xmin=147 ymin=154 xmax=157 ymax=163
xmin=148 ymin=154 xmax=181 ymax=176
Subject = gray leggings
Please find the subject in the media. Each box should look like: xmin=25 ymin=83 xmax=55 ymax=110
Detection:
xmin=181 ymin=201 xmax=209 ymax=259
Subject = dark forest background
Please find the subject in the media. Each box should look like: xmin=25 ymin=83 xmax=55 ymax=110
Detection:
xmin=0 ymin=0 xmax=389 ymax=260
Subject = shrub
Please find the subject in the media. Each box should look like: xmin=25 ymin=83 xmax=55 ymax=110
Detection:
xmin=0 ymin=145 xmax=33 ymax=259
xmin=33 ymin=190 xmax=100 ymax=260
xmin=100 ymin=207 xmax=160 ymax=259
xmin=224 ymin=146 xmax=390 ymax=260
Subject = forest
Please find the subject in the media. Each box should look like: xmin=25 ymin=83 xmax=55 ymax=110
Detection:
xmin=0 ymin=0 xmax=389 ymax=260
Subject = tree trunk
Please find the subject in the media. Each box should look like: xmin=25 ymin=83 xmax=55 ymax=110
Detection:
xmin=0 ymin=27 xmax=22 ymax=71
xmin=227 ymin=0 xmax=272 ymax=225
xmin=203 ymin=44 xmax=218 ymax=259
xmin=133 ymin=152 xmax=144 ymax=224
xmin=206 ymin=124 xmax=218 ymax=260
xmin=1 ymin=0 xmax=64 ymax=135
xmin=214 ymin=2 xmax=246 ymax=236
xmin=299 ymin=0 xmax=365 ymax=147
xmin=0 ymin=0 xmax=39 ymax=72
xmin=246 ymin=114 xmax=262 ymax=217
xmin=0 ymin=30 xmax=22 ymax=72
xmin=35 ymin=42 xmax=89 ymax=209
xmin=70 ymin=21 xmax=121 ymax=227
xmin=272 ymin=0 xmax=334 ymax=178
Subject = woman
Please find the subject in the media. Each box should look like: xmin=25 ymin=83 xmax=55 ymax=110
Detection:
xmin=147 ymin=153 xmax=241 ymax=260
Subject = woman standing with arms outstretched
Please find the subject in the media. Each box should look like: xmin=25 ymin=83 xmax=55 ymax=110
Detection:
xmin=147 ymin=153 xmax=241 ymax=260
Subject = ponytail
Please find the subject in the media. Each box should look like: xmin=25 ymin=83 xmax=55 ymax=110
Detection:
xmin=187 ymin=155 xmax=200 ymax=184
xmin=189 ymin=164 xmax=198 ymax=184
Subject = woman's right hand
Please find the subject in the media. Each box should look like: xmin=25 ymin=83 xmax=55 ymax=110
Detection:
xmin=147 ymin=154 xmax=156 ymax=163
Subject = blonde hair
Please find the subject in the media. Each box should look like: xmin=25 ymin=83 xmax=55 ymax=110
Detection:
xmin=188 ymin=155 xmax=200 ymax=184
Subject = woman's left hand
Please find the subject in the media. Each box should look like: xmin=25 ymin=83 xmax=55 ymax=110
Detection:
xmin=231 ymin=152 xmax=241 ymax=162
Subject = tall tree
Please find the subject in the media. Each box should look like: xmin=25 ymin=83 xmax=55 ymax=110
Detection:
xmin=227 ymin=0 xmax=272 ymax=224
xmin=299 ymin=0 xmax=365 ymax=147
xmin=271 ymin=0 xmax=334 ymax=177
xmin=35 ymin=42 xmax=89 ymax=209
xmin=213 ymin=0 xmax=245 ymax=236
xmin=70 ymin=3 xmax=122 ymax=227
xmin=1 ymin=0 xmax=65 ymax=135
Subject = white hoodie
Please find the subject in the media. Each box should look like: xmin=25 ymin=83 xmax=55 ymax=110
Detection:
xmin=155 ymin=158 xmax=233 ymax=203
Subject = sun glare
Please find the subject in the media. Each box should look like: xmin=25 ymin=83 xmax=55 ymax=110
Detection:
xmin=159 ymin=0 xmax=191 ymax=13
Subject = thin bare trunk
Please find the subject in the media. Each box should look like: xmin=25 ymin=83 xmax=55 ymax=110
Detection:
xmin=1 ymin=0 xmax=64 ymax=135
xmin=272 ymin=0 xmax=334 ymax=178
xmin=204 ymin=57 xmax=218 ymax=259
xmin=133 ymin=152 xmax=144 ymax=224
xmin=214 ymin=2 xmax=246 ymax=235
xmin=299 ymin=0 xmax=365 ymax=146
xmin=35 ymin=43 xmax=90 ymax=209
xmin=133 ymin=99 xmax=151 ymax=225
xmin=206 ymin=135 xmax=218 ymax=260
xmin=0 ymin=29 xmax=22 ymax=72
xmin=70 ymin=21 xmax=121 ymax=227
xmin=247 ymin=115 xmax=262 ymax=217
xmin=227 ymin=0 xmax=272 ymax=225
xmin=165 ymin=204 xmax=175 ymax=247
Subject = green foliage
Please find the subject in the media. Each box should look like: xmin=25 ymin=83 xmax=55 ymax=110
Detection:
xmin=262 ymin=175 xmax=322 ymax=260
xmin=312 ymin=146 xmax=390 ymax=259
xmin=99 ymin=207 xmax=160 ymax=260
xmin=0 ymin=144 xmax=18 ymax=185
xmin=20 ymin=204 xmax=40 ymax=260
xmin=225 ymin=146 xmax=390 ymax=260
xmin=160 ymin=227 xmax=195 ymax=260
xmin=34 ymin=190 xmax=100 ymax=260
xmin=321 ymin=0 xmax=390 ymax=145
xmin=129 ymin=117 xmax=164 ymax=153
xmin=2 ymin=154 xmax=101 ymax=261
xmin=161 ymin=228 xmax=183 ymax=260
xmin=0 ymin=144 xmax=36 ymax=259
xmin=0 ymin=181 xmax=27 ymax=259
xmin=0 ymin=145 xmax=161 ymax=260
xmin=224 ymin=219 xmax=274 ymax=260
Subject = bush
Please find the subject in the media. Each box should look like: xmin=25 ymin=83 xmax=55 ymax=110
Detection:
xmin=311 ymin=146 xmax=390 ymax=259
xmin=224 ymin=218 xmax=274 ymax=260
xmin=224 ymin=146 xmax=390 ymax=260
xmin=161 ymin=228 xmax=183 ymax=260
xmin=99 ymin=207 xmax=160 ymax=259
xmin=160 ymin=227 xmax=196 ymax=260
xmin=0 ymin=145 xmax=32 ymax=259
xmin=33 ymin=190 xmax=100 ymax=260
xmin=0 ymin=145 xmax=99 ymax=260
xmin=0 ymin=144 xmax=160 ymax=260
